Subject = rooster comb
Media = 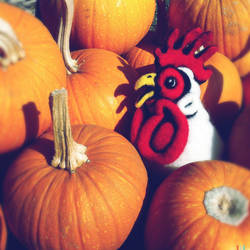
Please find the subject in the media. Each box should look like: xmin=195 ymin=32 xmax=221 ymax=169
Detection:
xmin=155 ymin=28 xmax=217 ymax=83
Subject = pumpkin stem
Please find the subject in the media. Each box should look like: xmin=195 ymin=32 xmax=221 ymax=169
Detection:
xmin=0 ymin=18 xmax=25 ymax=69
xmin=203 ymin=186 xmax=249 ymax=226
xmin=57 ymin=0 xmax=78 ymax=74
xmin=50 ymin=88 xmax=89 ymax=173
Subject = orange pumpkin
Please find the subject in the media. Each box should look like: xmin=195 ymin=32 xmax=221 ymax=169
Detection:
xmin=38 ymin=0 xmax=156 ymax=55
xmin=124 ymin=41 xmax=157 ymax=75
xmin=167 ymin=0 xmax=250 ymax=77
xmin=0 ymin=205 xmax=7 ymax=250
xmin=0 ymin=3 xmax=67 ymax=154
xmin=229 ymin=105 xmax=250 ymax=168
xmin=200 ymin=52 xmax=243 ymax=140
xmin=145 ymin=160 xmax=250 ymax=250
xmin=3 ymin=89 xmax=148 ymax=250
xmin=66 ymin=48 xmax=139 ymax=133
xmin=49 ymin=0 xmax=139 ymax=137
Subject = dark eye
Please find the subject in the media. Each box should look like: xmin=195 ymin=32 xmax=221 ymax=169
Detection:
xmin=164 ymin=77 xmax=177 ymax=89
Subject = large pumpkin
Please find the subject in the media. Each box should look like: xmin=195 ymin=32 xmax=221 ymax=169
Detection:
xmin=0 ymin=3 xmax=67 ymax=154
xmin=145 ymin=160 xmax=250 ymax=250
xmin=167 ymin=0 xmax=250 ymax=77
xmin=38 ymin=0 xmax=156 ymax=55
xmin=3 ymin=89 xmax=148 ymax=250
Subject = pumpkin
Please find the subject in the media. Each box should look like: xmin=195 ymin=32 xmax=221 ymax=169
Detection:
xmin=167 ymin=0 xmax=250 ymax=77
xmin=2 ymin=88 xmax=148 ymax=250
xmin=0 ymin=3 xmax=67 ymax=154
xmin=51 ymin=0 xmax=139 ymax=137
xmin=145 ymin=160 xmax=250 ymax=250
xmin=66 ymin=49 xmax=139 ymax=133
xmin=228 ymin=105 xmax=250 ymax=168
xmin=200 ymin=52 xmax=243 ymax=140
xmin=0 ymin=205 xmax=7 ymax=250
xmin=38 ymin=0 xmax=156 ymax=55
xmin=124 ymin=40 xmax=157 ymax=75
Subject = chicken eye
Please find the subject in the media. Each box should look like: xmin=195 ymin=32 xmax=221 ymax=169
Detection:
xmin=164 ymin=77 xmax=177 ymax=89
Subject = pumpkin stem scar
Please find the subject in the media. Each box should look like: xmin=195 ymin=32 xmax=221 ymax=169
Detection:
xmin=0 ymin=18 xmax=25 ymax=69
xmin=204 ymin=186 xmax=249 ymax=226
xmin=50 ymin=88 xmax=89 ymax=173
xmin=57 ymin=0 xmax=79 ymax=74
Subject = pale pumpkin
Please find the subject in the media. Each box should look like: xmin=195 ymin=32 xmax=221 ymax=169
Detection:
xmin=167 ymin=0 xmax=250 ymax=77
xmin=38 ymin=0 xmax=156 ymax=55
xmin=3 ymin=89 xmax=148 ymax=250
xmin=145 ymin=160 xmax=250 ymax=250
xmin=0 ymin=3 xmax=67 ymax=154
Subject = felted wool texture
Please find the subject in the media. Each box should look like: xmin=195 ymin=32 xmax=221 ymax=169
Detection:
xmin=130 ymin=27 xmax=224 ymax=169
xmin=166 ymin=67 xmax=224 ymax=169
xmin=155 ymin=28 xmax=217 ymax=83
xmin=131 ymin=98 xmax=189 ymax=165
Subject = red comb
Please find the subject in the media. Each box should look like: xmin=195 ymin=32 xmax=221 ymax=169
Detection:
xmin=155 ymin=28 xmax=217 ymax=83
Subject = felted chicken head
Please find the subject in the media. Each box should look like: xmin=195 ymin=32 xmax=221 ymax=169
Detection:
xmin=130 ymin=28 xmax=224 ymax=170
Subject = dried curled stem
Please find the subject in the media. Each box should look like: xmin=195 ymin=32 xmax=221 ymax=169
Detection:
xmin=0 ymin=18 xmax=25 ymax=69
xmin=50 ymin=88 xmax=89 ymax=173
xmin=57 ymin=0 xmax=78 ymax=74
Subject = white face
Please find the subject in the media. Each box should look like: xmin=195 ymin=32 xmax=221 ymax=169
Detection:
xmin=176 ymin=66 xmax=203 ymax=118
xmin=178 ymin=66 xmax=201 ymax=97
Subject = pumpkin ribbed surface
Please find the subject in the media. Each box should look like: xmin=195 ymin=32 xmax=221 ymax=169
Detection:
xmin=39 ymin=0 xmax=156 ymax=55
xmin=66 ymin=48 xmax=139 ymax=131
xmin=145 ymin=160 xmax=250 ymax=250
xmin=3 ymin=124 xmax=147 ymax=250
xmin=167 ymin=0 xmax=250 ymax=77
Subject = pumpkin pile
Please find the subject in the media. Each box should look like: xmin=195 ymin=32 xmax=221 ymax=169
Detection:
xmin=0 ymin=0 xmax=250 ymax=249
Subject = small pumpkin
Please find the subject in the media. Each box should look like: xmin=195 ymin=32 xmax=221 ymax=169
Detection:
xmin=0 ymin=3 xmax=67 ymax=154
xmin=38 ymin=0 xmax=156 ymax=55
xmin=3 ymin=88 xmax=148 ymax=250
xmin=167 ymin=0 xmax=250 ymax=77
xmin=145 ymin=160 xmax=250 ymax=250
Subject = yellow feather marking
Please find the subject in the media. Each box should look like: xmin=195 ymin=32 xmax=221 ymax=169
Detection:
xmin=134 ymin=73 xmax=156 ymax=90
xmin=134 ymin=73 xmax=156 ymax=108
xmin=135 ymin=91 xmax=154 ymax=108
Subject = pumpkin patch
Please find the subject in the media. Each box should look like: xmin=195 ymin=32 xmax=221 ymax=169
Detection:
xmin=1 ymin=0 xmax=250 ymax=249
